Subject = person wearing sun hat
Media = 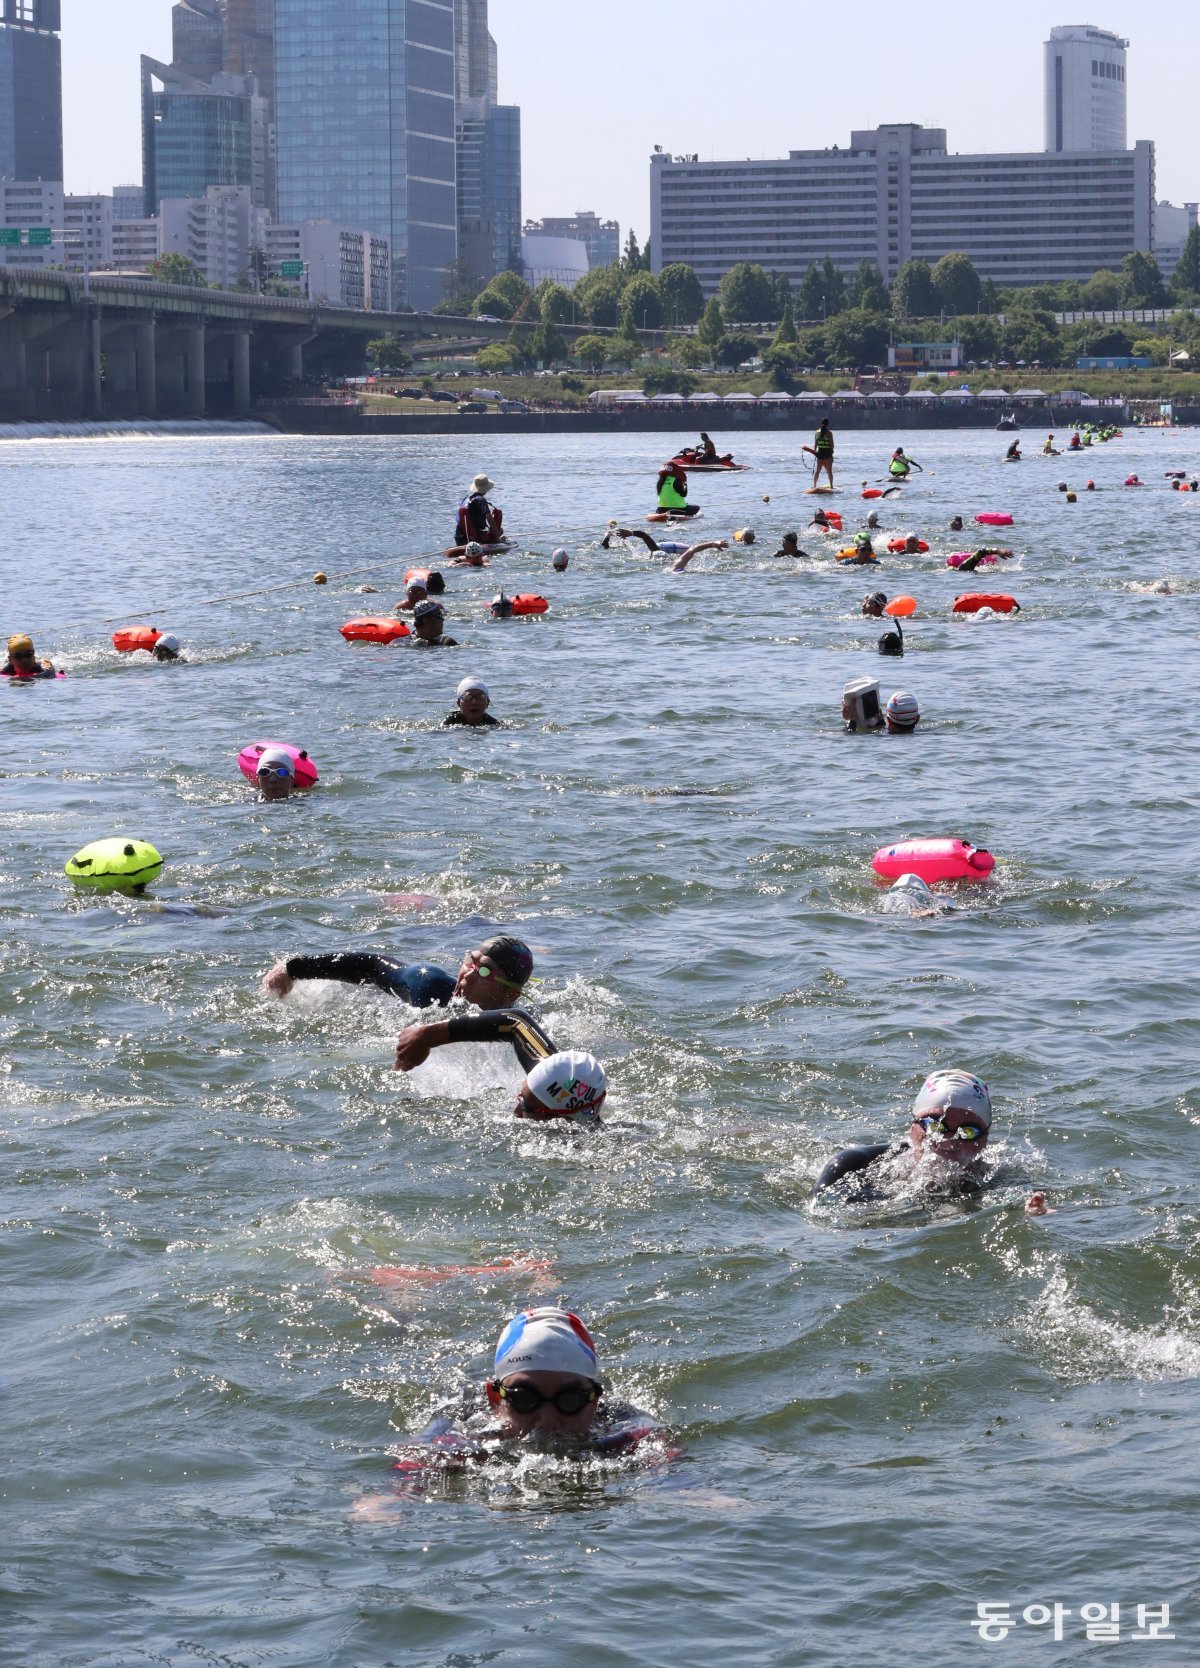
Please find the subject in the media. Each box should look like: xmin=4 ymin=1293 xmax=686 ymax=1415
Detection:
xmin=444 ymin=675 xmax=499 ymax=727
xmin=263 ymin=932 xmax=534 ymax=1013
xmin=812 ymin=1068 xmax=995 ymax=1201
xmin=454 ymin=471 xmax=504 ymax=547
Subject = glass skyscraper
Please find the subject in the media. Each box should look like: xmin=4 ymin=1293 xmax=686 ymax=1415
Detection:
xmin=0 ymin=0 xmax=63 ymax=183
xmin=142 ymin=59 xmax=262 ymax=216
xmin=274 ymin=0 xmax=457 ymax=310
xmin=457 ymin=101 xmax=520 ymax=286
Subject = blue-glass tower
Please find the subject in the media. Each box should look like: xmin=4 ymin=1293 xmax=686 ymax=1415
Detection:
xmin=273 ymin=0 xmax=457 ymax=310
xmin=0 ymin=0 xmax=62 ymax=182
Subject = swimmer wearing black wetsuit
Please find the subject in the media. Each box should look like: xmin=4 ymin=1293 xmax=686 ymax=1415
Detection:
xmin=263 ymin=934 xmax=534 ymax=1012
xmin=812 ymin=1070 xmax=994 ymax=1203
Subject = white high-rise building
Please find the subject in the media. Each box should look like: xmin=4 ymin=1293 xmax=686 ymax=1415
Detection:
xmin=1045 ymin=25 xmax=1127 ymax=153
xmin=265 ymin=220 xmax=391 ymax=310
xmin=159 ymin=183 xmax=266 ymax=289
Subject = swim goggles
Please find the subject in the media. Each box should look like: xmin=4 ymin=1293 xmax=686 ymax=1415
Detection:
xmin=490 ymin=1380 xmax=601 ymax=1416
xmin=464 ymin=953 xmax=521 ymax=989
xmin=256 ymin=765 xmax=292 ymax=781
xmin=917 ymin=1115 xmax=985 ymax=1142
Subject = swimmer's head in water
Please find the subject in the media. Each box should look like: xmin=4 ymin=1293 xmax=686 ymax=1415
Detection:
xmin=877 ymin=624 xmax=903 ymax=656
xmin=490 ymin=591 xmax=514 ymax=618
xmin=885 ymin=690 xmax=920 ymax=731
xmin=153 ymin=631 xmax=181 ymax=661
xmin=891 ymin=873 xmax=935 ymax=900
xmin=255 ymin=746 xmax=295 ymax=800
xmin=520 ymin=1050 xmax=607 ymax=1121
xmin=478 ymin=933 xmax=533 ymax=989
xmin=493 ymin=1307 xmax=599 ymax=1380
xmin=424 ymin=570 xmax=446 ymax=594
xmin=912 ymin=1069 xmax=992 ymax=1130
xmin=551 ymin=548 xmax=569 ymax=570
xmin=465 ymin=542 xmax=484 ymax=557
xmin=863 ymin=591 xmax=887 ymax=617
xmin=734 ymin=528 xmax=755 ymax=545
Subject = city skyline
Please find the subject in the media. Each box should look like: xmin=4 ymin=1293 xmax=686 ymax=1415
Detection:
xmin=53 ymin=0 xmax=1198 ymax=254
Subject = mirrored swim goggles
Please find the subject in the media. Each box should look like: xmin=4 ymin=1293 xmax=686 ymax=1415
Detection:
xmin=465 ymin=952 xmax=521 ymax=989
xmin=916 ymin=1114 xmax=986 ymax=1142
xmin=490 ymin=1380 xmax=601 ymax=1416
xmin=256 ymin=765 xmax=292 ymax=781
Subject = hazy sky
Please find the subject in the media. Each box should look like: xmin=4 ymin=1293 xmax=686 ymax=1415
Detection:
xmin=64 ymin=0 xmax=1195 ymax=239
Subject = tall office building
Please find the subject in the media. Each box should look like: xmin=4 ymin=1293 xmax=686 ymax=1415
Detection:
xmin=112 ymin=184 xmax=145 ymax=221
xmin=1045 ymin=25 xmax=1127 ymax=153
xmin=172 ymin=0 xmax=223 ymax=83
xmin=454 ymin=0 xmax=496 ymax=103
xmin=142 ymin=59 xmax=269 ymax=216
xmin=224 ymin=0 xmax=275 ymax=111
xmin=0 ymin=0 xmax=62 ymax=183
xmin=274 ymin=0 xmax=457 ymax=310
xmin=453 ymin=0 xmax=519 ymax=291
xmin=651 ymin=125 xmax=1155 ymax=292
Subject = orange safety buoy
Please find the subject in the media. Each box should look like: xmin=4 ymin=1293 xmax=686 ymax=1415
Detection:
xmin=112 ymin=627 xmax=162 ymax=653
xmin=885 ymin=595 xmax=917 ymax=617
xmin=862 ymin=488 xmax=883 ymax=499
xmin=952 ymin=593 xmax=1020 ymax=615
xmin=340 ymin=616 xmax=411 ymax=642
xmin=404 ymin=568 xmax=430 ymax=588
xmin=823 ymin=511 xmax=843 ymax=531
xmin=887 ymin=538 xmax=929 ymax=554
xmin=510 ymin=594 xmax=549 ymax=615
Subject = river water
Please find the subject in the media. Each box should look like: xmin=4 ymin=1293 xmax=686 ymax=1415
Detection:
xmin=2 ymin=426 xmax=1199 ymax=1667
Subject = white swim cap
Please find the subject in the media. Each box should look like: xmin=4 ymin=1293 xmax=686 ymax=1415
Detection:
xmin=886 ymin=691 xmax=920 ymax=728
xmin=493 ymin=1307 xmax=600 ymax=1381
xmin=552 ymin=549 xmax=569 ymax=570
xmin=156 ymin=632 xmax=181 ymax=653
xmin=525 ymin=1050 xmax=607 ymax=1119
xmin=891 ymin=873 xmax=934 ymax=899
xmin=255 ymin=746 xmax=294 ymax=778
xmin=912 ymin=1069 xmax=991 ymax=1129
xmin=456 ymin=675 xmax=489 ymax=700
xmin=465 ymin=541 xmax=484 ymax=556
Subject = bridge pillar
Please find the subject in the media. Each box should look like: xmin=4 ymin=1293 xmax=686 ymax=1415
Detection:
xmin=289 ymin=343 xmax=304 ymax=381
xmin=86 ymin=314 xmax=103 ymax=418
xmin=184 ymin=325 xmax=206 ymax=418
xmin=0 ymin=333 xmax=26 ymax=392
xmin=232 ymin=330 xmax=251 ymax=416
xmin=138 ymin=320 xmax=157 ymax=418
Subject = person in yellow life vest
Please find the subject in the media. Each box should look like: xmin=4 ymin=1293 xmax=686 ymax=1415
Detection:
xmin=655 ymin=462 xmax=699 ymax=516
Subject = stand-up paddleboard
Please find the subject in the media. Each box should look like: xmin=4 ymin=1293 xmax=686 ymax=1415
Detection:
xmin=806 ymin=486 xmax=839 ymax=495
xmin=647 ymin=511 xmax=703 ymax=523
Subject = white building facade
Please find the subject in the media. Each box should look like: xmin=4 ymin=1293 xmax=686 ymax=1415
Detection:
xmin=112 ymin=218 xmax=160 ymax=272
xmin=158 ymin=183 xmax=265 ymax=289
xmin=63 ymin=193 xmax=113 ymax=271
xmin=264 ymin=220 xmax=391 ymax=309
xmin=0 ymin=177 xmax=63 ymax=269
xmin=650 ymin=125 xmax=1155 ymax=294
xmin=1044 ymin=25 xmax=1127 ymax=154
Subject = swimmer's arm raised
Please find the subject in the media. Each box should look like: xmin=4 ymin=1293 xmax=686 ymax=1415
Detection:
xmin=270 ymin=952 xmax=408 ymax=996
xmin=394 ymin=1008 xmax=556 ymax=1073
xmin=670 ymin=540 xmax=726 ymax=572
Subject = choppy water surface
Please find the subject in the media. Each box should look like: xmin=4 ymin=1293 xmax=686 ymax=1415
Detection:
xmin=2 ymin=427 xmax=1199 ymax=1667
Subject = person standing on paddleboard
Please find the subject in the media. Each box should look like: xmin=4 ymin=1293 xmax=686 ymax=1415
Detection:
xmin=806 ymin=418 xmax=835 ymax=489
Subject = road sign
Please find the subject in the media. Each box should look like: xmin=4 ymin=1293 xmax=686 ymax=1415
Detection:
xmin=0 ymin=228 xmax=19 ymax=246
xmin=27 ymin=227 xmax=53 ymax=246
xmin=280 ymin=261 xmax=305 ymax=279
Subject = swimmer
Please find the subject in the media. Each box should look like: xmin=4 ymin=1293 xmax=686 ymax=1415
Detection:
xmin=669 ymin=539 xmax=728 ymax=572
xmin=880 ymin=874 xmax=951 ymax=917
xmin=1024 ymin=1192 xmax=1055 ymax=1216
xmin=551 ymin=549 xmax=569 ymax=571
xmin=885 ymin=690 xmax=920 ymax=733
xmin=411 ymin=599 xmax=459 ymax=646
xmin=877 ymin=618 xmax=904 ymax=657
xmin=395 ymin=1011 xmax=606 ymax=1125
xmin=2 ymin=633 xmax=57 ymax=678
xmin=866 ymin=510 xmax=881 ymax=530
xmin=254 ymin=746 xmax=296 ymax=801
xmin=263 ymin=933 xmax=534 ymax=1011
xmin=152 ymin=632 xmax=182 ymax=662
xmin=1085 ymin=481 xmax=1096 ymax=491
xmin=771 ymin=532 xmax=809 ymax=559
xmin=1124 ymin=474 xmax=1144 ymax=487
xmin=948 ymin=515 xmax=964 ymax=532
xmin=450 ymin=541 xmax=490 ymax=567
xmin=861 ymin=592 xmax=887 ymax=618
xmin=601 ymin=527 xmax=689 ymax=557
xmin=444 ymin=675 xmax=500 ymax=727
xmin=732 ymin=527 xmax=756 ymax=546
xmin=382 ymin=1307 xmax=663 ymax=1479
xmin=807 ymin=509 xmax=835 ymax=534
xmin=956 ymin=547 xmax=1014 ymax=574
xmin=455 ymin=472 xmax=504 ymax=546
xmin=812 ymin=1068 xmax=994 ymax=1201
xmin=395 ymin=577 xmax=428 ymax=613
xmin=900 ymin=535 xmax=924 ymax=554
xmin=848 ymin=532 xmax=879 ymax=565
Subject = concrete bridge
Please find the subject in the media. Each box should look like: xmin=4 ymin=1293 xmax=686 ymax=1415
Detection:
xmin=0 ymin=271 xmax=633 ymax=421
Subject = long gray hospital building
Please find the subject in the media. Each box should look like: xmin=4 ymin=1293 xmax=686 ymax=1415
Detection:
xmin=650 ymin=124 xmax=1155 ymax=294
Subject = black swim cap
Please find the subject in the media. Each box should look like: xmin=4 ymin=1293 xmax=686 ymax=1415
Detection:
xmin=877 ymin=623 xmax=904 ymax=656
xmin=480 ymin=934 xmax=534 ymax=988
xmin=425 ymin=570 xmax=446 ymax=595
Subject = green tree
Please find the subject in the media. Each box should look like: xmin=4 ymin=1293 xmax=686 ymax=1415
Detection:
xmin=892 ymin=259 xmax=936 ymax=320
xmin=797 ymin=326 xmax=828 ymax=366
xmin=657 ymin=262 xmax=705 ymax=325
xmin=642 ymin=366 xmax=697 ymax=396
xmin=825 ymin=308 xmax=889 ymax=367
xmin=932 ymin=251 xmax=982 ymax=316
xmin=697 ymin=295 xmax=724 ymax=349
xmin=1119 ymin=252 xmax=1167 ymax=308
xmin=980 ymin=277 xmax=1000 ymax=315
xmin=772 ymin=300 xmax=798 ymax=347
xmin=769 ymin=270 xmax=793 ymax=317
xmin=505 ymin=326 xmax=533 ymax=369
xmin=533 ymin=279 xmax=573 ymax=324
xmin=762 ymin=342 xmax=802 ymax=391
xmin=477 ymin=342 xmax=517 ymax=374
xmin=796 ymin=263 xmax=824 ymax=321
xmin=365 ymin=335 xmax=413 ymax=373
xmin=621 ymin=271 xmax=664 ymax=330
xmin=718 ymin=262 xmax=776 ymax=323
xmin=607 ymin=320 xmax=643 ymax=363
xmin=953 ymin=314 xmax=1000 ymax=360
xmin=714 ymin=329 xmax=759 ymax=367
xmin=528 ymin=319 xmax=568 ymax=364
xmin=147 ymin=252 xmax=207 ymax=287
xmin=1170 ymin=225 xmax=1200 ymax=301
xmin=848 ymin=260 xmax=889 ymax=313
xmin=1080 ymin=268 xmax=1121 ymax=309
xmin=571 ymin=333 xmax=611 ymax=372
xmin=573 ymin=265 xmax=624 ymax=327
xmin=666 ymin=333 xmax=707 ymax=367
xmin=472 ymin=270 xmax=533 ymax=319
xmin=820 ymin=257 xmax=846 ymax=317
xmin=1130 ymin=335 xmax=1166 ymax=365
xmin=623 ymin=228 xmax=649 ymax=272
xmin=1000 ymin=307 xmax=1061 ymax=366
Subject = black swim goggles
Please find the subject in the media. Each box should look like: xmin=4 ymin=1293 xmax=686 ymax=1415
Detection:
xmin=490 ymin=1379 xmax=601 ymax=1416
xmin=916 ymin=1115 xmax=985 ymax=1142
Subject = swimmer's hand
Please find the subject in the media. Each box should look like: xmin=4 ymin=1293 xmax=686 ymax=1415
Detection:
xmin=263 ymin=959 xmax=294 ymax=997
xmin=394 ymin=1025 xmax=432 ymax=1072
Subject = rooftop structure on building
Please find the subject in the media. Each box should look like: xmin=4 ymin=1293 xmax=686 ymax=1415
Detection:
xmin=525 ymin=212 xmax=618 ymax=271
xmin=172 ymin=0 xmax=223 ymax=82
xmin=0 ymin=0 xmax=62 ymax=184
xmin=1045 ymin=24 xmax=1127 ymax=153
xmin=274 ymin=0 xmax=456 ymax=311
xmin=651 ymin=124 xmax=1155 ymax=293
xmin=142 ymin=57 xmax=272 ymax=216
